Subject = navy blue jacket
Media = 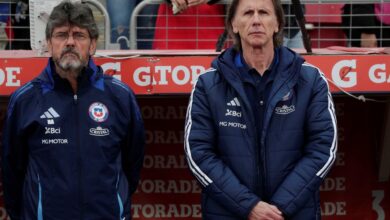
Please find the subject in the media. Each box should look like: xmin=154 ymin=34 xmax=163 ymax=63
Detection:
xmin=185 ymin=47 xmax=337 ymax=219
xmin=2 ymin=58 xmax=145 ymax=220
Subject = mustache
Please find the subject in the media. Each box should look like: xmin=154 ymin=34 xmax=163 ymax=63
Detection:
xmin=60 ymin=47 xmax=81 ymax=59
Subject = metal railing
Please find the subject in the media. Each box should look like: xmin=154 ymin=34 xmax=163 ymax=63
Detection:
xmin=129 ymin=0 xmax=390 ymax=50
xmin=82 ymin=0 xmax=111 ymax=49
xmin=0 ymin=0 xmax=111 ymax=50
xmin=1 ymin=0 xmax=389 ymax=50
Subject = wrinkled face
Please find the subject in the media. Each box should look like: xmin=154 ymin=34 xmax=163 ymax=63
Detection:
xmin=232 ymin=0 xmax=279 ymax=50
xmin=48 ymin=25 xmax=96 ymax=74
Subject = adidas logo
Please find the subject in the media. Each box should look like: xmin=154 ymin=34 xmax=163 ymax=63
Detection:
xmin=227 ymin=97 xmax=240 ymax=107
xmin=40 ymin=107 xmax=60 ymax=125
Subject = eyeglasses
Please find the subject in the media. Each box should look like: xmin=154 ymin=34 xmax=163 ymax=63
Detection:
xmin=52 ymin=32 xmax=90 ymax=42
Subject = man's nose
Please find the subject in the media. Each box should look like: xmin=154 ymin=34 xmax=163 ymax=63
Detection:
xmin=65 ymin=35 xmax=76 ymax=45
xmin=252 ymin=13 xmax=261 ymax=26
xmin=252 ymin=12 xmax=262 ymax=24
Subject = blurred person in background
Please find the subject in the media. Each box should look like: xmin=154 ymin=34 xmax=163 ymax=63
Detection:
xmin=185 ymin=0 xmax=337 ymax=219
xmin=107 ymin=0 xmax=158 ymax=49
xmin=0 ymin=1 xmax=12 ymax=49
xmin=342 ymin=3 xmax=390 ymax=47
xmin=8 ymin=0 xmax=31 ymax=49
xmin=153 ymin=0 xmax=225 ymax=49
xmin=282 ymin=3 xmax=305 ymax=48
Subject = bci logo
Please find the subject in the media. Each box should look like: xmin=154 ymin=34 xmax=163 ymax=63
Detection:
xmin=45 ymin=127 xmax=61 ymax=134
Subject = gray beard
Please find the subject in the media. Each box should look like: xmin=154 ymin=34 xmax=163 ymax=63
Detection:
xmin=58 ymin=58 xmax=82 ymax=71
xmin=55 ymin=55 xmax=87 ymax=79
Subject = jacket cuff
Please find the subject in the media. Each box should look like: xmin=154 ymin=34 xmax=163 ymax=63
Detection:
xmin=245 ymin=198 xmax=262 ymax=219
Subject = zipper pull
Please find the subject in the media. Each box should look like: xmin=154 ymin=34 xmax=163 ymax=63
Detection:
xmin=73 ymin=94 xmax=78 ymax=104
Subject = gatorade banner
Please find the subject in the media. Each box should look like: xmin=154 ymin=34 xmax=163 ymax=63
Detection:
xmin=1 ymin=55 xmax=390 ymax=95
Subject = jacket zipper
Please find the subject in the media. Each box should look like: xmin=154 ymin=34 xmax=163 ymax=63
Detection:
xmin=74 ymin=94 xmax=83 ymax=219
xmin=254 ymin=125 xmax=263 ymax=197
xmin=246 ymin=94 xmax=263 ymax=197
xmin=261 ymin=89 xmax=289 ymax=200
xmin=239 ymin=86 xmax=264 ymax=197
xmin=259 ymin=100 xmax=266 ymax=199
xmin=261 ymin=138 xmax=267 ymax=200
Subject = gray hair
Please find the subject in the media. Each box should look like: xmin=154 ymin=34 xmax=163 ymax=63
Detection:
xmin=226 ymin=0 xmax=285 ymax=51
xmin=45 ymin=0 xmax=99 ymax=40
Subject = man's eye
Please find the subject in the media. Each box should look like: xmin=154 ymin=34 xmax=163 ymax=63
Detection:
xmin=74 ymin=33 xmax=87 ymax=40
xmin=55 ymin=33 xmax=68 ymax=39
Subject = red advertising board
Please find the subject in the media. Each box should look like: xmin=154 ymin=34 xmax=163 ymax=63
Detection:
xmin=1 ymin=54 xmax=390 ymax=96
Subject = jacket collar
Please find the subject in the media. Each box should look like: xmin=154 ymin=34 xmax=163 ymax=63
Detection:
xmin=38 ymin=57 xmax=104 ymax=94
xmin=213 ymin=46 xmax=304 ymax=100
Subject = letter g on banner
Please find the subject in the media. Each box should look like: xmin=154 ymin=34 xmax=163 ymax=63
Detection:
xmin=332 ymin=60 xmax=357 ymax=88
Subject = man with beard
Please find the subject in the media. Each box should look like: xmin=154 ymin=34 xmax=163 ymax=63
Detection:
xmin=2 ymin=1 xmax=145 ymax=219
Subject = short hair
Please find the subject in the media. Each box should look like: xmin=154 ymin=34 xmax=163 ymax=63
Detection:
xmin=226 ymin=0 xmax=285 ymax=51
xmin=45 ymin=0 xmax=99 ymax=40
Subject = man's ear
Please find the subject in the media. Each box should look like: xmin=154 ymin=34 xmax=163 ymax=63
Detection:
xmin=89 ymin=38 xmax=97 ymax=56
xmin=232 ymin=20 xmax=239 ymax=34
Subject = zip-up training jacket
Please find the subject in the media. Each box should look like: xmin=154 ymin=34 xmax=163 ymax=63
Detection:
xmin=185 ymin=47 xmax=337 ymax=219
xmin=2 ymin=58 xmax=145 ymax=220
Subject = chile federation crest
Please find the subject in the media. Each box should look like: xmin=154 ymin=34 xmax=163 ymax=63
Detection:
xmin=89 ymin=102 xmax=109 ymax=122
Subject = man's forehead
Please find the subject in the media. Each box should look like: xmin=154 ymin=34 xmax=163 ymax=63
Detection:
xmin=53 ymin=25 xmax=89 ymax=33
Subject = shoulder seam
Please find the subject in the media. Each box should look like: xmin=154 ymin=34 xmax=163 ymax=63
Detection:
xmin=7 ymin=82 xmax=34 ymax=118
xmin=110 ymin=78 xmax=131 ymax=93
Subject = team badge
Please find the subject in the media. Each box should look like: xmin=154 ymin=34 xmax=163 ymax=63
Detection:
xmin=89 ymin=102 xmax=109 ymax=122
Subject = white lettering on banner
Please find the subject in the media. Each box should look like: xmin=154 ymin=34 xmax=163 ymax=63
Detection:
xmin=134 ymin=67 xmax=150 ymax=86
xmin=335 ymin=152 xmax=345 ymax=166
xmin=320 ymin=177 xmax=346 ymax=191
xmin=369 ymin=64 xmax=390 ymax=83
xmin=155 ymin=66 xmax=170 ymax=85
xmin=335 ymin=103 xmax=345 ymax=117
xmin=172 ymin=65 xmax=190 ymax=85
xmin=100 ymin=62 xmax=121 ymax=80
xmin=137 ymin=179 xmax=201 ymax=194
xmin=132 ymin=204 xmax=201 ymax=218
xmin=141 ymin=106 xmax=187 ymax=120
xmin=145 ymin=130 xmax=184 ymax=144
xmin=143 ymin=155 xmax=187 ymax=169
xmin=0 ymin=67 xmax=21 ymax=87
xmin=332 ymin=60 xmax=357 ymax=88
xmin=321 ymin=202 xmax=347 ymax=216
xmin=133 ymin=65 xmax=206 ymax=86
xmin=337 ymin=127 xmax=345 ymax=142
